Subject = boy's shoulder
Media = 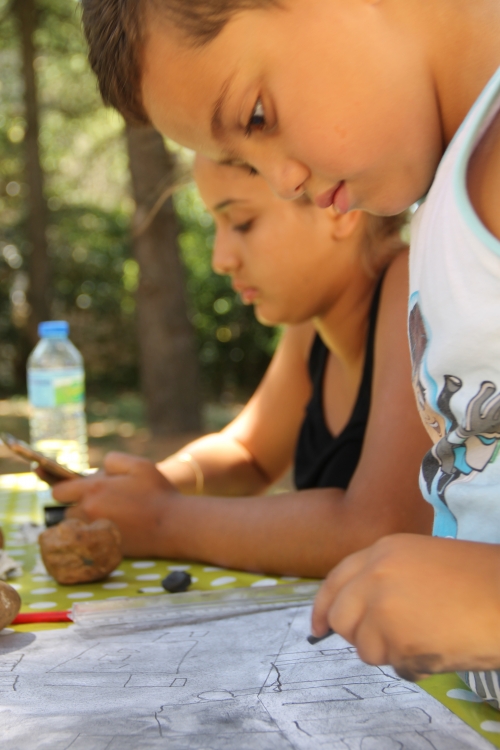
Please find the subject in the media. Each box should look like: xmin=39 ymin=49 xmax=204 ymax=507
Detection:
xmin=468 ymin=108 xmax=500 ymax=243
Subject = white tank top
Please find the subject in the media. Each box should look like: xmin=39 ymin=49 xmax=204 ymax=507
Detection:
xmin=409 ymin=67 xmax=500 ymax=541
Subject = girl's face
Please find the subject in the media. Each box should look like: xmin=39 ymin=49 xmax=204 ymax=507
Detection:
xmin=194 ymin=156 xmax=365 ymax=326
xmin=142 ymin=0 xmax=443 ymax=216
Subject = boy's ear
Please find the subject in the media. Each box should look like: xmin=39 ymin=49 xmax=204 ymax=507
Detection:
xmin=328 ymin=208 xmax=364 ymax=240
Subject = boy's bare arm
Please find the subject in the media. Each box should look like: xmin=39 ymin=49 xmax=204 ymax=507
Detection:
xmin=311 ymin=534 xmax=500 ymax=680
xmin=308 ymin=76 xmax=500 ymax=680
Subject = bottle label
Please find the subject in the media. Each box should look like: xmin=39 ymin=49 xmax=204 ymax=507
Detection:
xmin=28 ymin=368 xmax=85 ymax=408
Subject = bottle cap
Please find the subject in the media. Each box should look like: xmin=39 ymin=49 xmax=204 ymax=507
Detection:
xmin=38 ymin=321 xmax=69 ymax=339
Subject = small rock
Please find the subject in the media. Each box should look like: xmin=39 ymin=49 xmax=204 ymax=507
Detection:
xmin=0 ymin=581 xmax=21 ymax=630
xmin=162 ymin=571 xmax=192 ymax=593
xmin=39 ymin=518 xmax=122 ymax=585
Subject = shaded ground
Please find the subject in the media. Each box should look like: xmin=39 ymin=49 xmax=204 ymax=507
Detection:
xmin=0 ymin=394 xmax=293 ymax=492
xmin=0 ymin=394 xmax=237 ymax=472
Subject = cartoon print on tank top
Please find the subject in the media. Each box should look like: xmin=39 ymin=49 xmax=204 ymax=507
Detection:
xmin=409 ymin=296 xmax=500 ymax=534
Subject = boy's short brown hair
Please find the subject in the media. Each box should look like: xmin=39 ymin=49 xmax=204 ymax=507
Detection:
xmin=82 ymin=0 xmax=279 ymax=125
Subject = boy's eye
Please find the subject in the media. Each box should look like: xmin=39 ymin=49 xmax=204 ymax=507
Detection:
xmin=233 ymin=220 xmax=254 ymax=233
xmin=245 ymin=98 xmax=266 ymax=136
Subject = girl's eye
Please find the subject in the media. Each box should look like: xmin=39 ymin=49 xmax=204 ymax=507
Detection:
xmin=245 ymin=98 xmax=266 ymax=136
xmin=233 ymin=220 xmax=254 ymax=233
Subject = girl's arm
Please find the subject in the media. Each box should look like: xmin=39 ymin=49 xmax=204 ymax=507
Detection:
xmin=54 ymin=252 xmax=433 ymax=577
xmin=157 ymin=322 xmax=314 ymax=496
xmin=154 ymin=251 xmax=432 ymax=575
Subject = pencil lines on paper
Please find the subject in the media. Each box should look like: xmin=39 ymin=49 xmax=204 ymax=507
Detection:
xmin=0 ymin=607 xmax=495 ymax=750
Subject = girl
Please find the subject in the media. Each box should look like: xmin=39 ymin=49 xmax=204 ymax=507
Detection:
xmin=54 ymin=158 xmax=432 ymax=578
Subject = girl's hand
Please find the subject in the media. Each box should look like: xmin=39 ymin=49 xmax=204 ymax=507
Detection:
xmin=311 ymin=534 xmax=500 ymax=681
xmin=52 ymin=452 xmax=178 ymax=557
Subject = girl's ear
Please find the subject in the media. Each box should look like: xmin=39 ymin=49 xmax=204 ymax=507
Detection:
xmin=328 ymin=208 xmax=365 ymax=240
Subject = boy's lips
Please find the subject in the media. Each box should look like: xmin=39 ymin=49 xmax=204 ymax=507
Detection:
xmin=314 ymin=181 xmax=349 ymax=212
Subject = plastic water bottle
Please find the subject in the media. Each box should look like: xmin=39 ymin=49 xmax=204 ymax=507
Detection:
xmin=27 ymin=321 xmax=89 ymax=472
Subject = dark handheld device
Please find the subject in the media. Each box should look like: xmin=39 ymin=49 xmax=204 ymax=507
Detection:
xmin=0 ymin=432 xmax=84 ymax=486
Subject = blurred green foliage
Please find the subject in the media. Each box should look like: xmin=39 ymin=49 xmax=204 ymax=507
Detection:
xmin=177 ymin=187 xmax=281 ymax=399
xmin=0 ymin=0 xmax=277 ymax=401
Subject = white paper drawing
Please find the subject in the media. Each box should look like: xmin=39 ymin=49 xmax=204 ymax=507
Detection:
xmin=0 ymin=606 xmax=494 ymax=749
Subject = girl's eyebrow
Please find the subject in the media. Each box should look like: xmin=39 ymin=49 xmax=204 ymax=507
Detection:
xmin=214 ymin=199 xmax=247 ymax=212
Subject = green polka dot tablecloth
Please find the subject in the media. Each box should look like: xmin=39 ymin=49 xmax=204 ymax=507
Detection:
xmin=0 ymin=473 xmax=299 ymax=613
xmin=1 ymin=473 xmax=500 ymax=747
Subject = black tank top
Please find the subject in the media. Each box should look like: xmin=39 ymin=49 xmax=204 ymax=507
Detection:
xmin=294 ymin=280 xmax=383 ymax=490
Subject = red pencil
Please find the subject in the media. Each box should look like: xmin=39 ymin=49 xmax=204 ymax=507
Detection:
xmin=12 ymin=611 xmax=72 ymax=625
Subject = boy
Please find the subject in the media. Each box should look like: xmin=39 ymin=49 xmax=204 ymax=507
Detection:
xmin=80 ymin=0 xmax=500 ymax=698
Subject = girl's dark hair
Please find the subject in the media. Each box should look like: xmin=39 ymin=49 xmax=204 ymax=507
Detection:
xmin=81 ymin=0 xmax=279 ymax=125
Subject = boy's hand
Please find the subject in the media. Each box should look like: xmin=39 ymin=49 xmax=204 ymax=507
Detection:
xmin=311 ymin=534 xmax=500 ymax=681
xmin=52 ymin=452 xmax=177 ymax=557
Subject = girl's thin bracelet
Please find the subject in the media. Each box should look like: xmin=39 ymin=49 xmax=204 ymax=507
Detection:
xmin=176 ymin=452 xmax=204 ymax=494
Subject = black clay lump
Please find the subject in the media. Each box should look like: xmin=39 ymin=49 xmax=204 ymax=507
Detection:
xmin=162 ymin=571 xmax=192 ymax=593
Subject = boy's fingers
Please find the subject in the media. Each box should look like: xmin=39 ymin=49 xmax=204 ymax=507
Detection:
xmin=320 ymin=570 xmax=375 ymax=648
xmin=311 ymin=548 xmax=370 ymax=637
xmin=349 ymin=611 xmax=388 ymax=667
xmin=392 ymin=653 xmax=444 ymax=683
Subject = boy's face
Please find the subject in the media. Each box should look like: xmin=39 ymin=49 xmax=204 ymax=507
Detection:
xmin=142 ymin=0 xmax=443 ymax=215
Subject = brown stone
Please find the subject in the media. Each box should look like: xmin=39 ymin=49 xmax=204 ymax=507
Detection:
xmin=0 ymin=581 xmax=21 ymax=630
xmin=39 ymin=518 xmax=122 ymax=585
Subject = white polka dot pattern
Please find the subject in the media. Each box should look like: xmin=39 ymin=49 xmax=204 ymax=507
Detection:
xmin=101 ymin=582 xmax=128 ymax=590
xmin=67 ymin=592 xmax=94 ymax=599
xmin=251 ymin=579 xmax=278 ymax=587
xmin=210 ymin=577 xmax=237 ymax=587
xmin=29 ymin=602 xmax=57 ymax=609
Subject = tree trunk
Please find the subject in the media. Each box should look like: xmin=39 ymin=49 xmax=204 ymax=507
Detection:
xmin=14 ymin=0 xmax=51 ymax=343
xmin=126 ymin=125 xmax=201 ymax=436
